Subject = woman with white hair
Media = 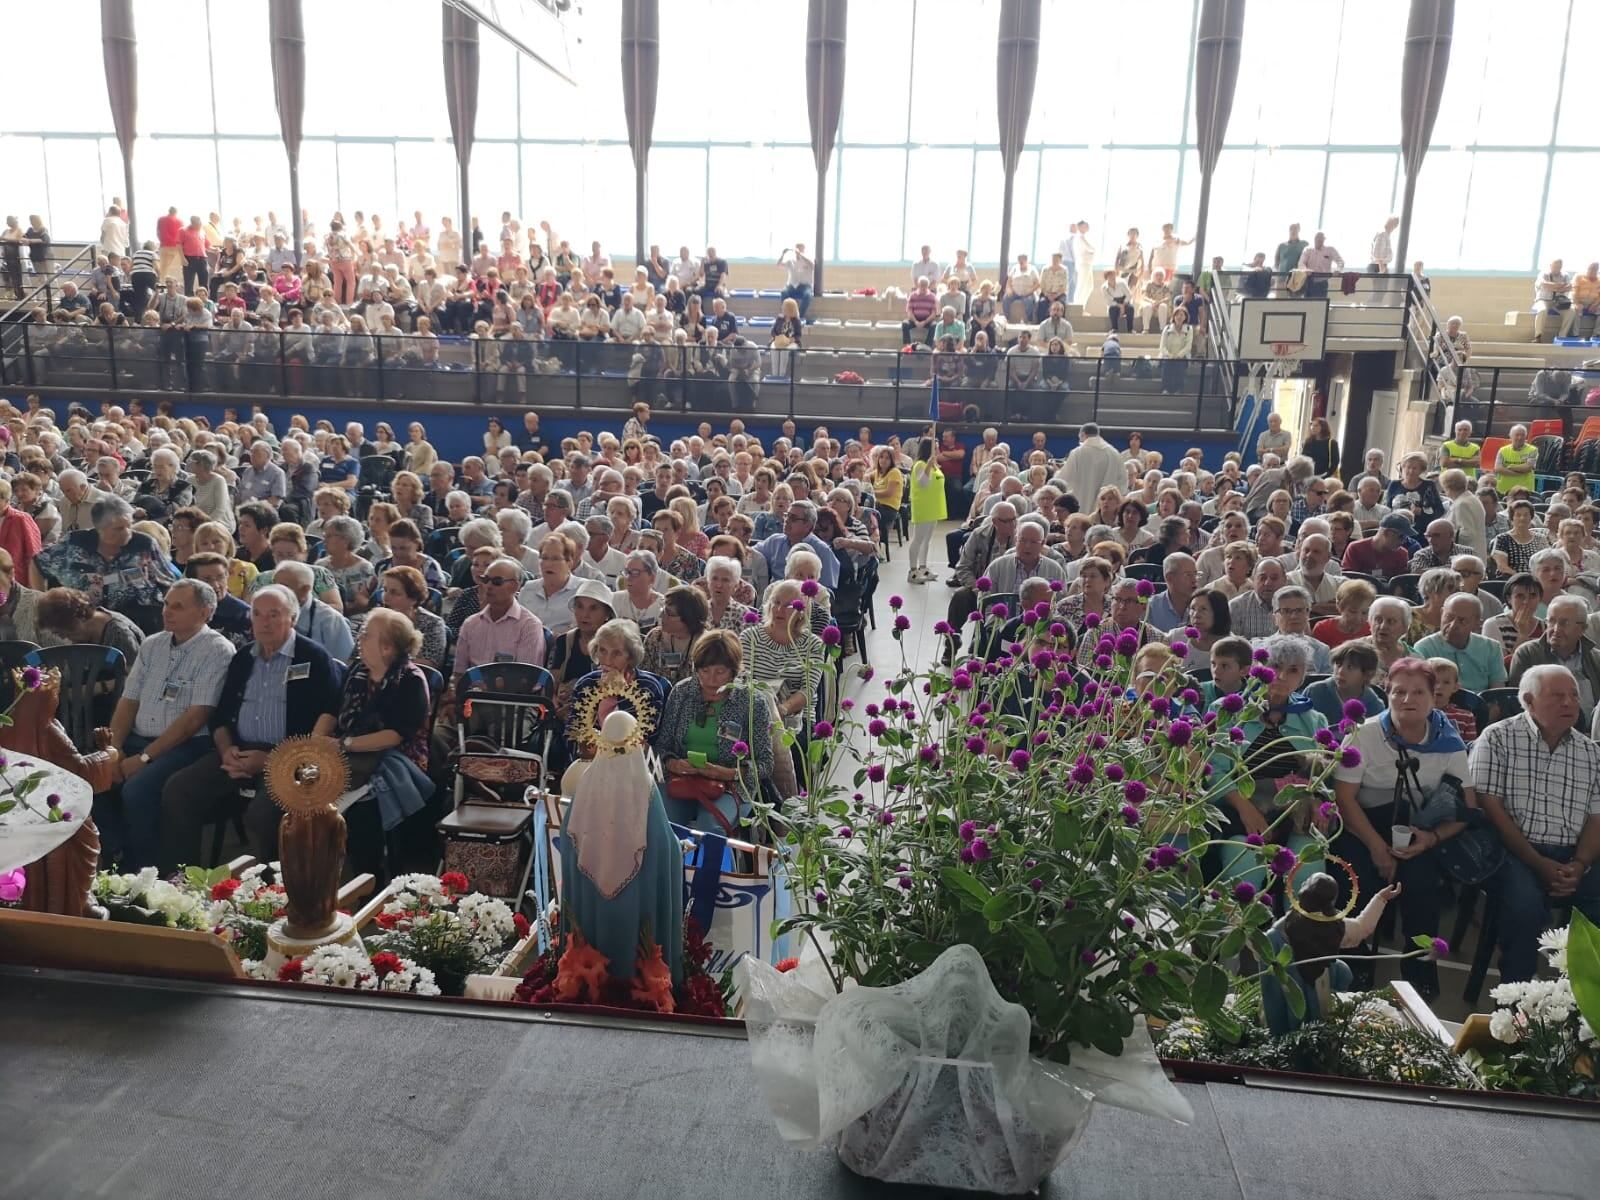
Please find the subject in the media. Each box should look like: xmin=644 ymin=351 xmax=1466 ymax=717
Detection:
xmin=1407 ymin=566 xmax=1461 ymax=641
xmin=740 ymin=578 xmax=826 ymax=735
xmin=701 ymin=552 xmax=754 ymax=630
xmin=497 ymin=506 xmax=539 ymax=572
xmin=1367 ymin=594 xmax=1414 ymax=683
xmin=316 ymin=515 xmax=377 ymax=614
xmin=1384 ymin=451 xmax=1445 ymax=528
xmin=144 ymin=446 xmax=193 ymax=511
xmin=611 ymin=549 xmax=665 ymax=629
xmin=784 ymin=547 xmax=834 ymax=635
xmin=1204 ymin=632 xmax=1329 ymax=886
xmin=563 ymin=617 xmax=671 ymax=762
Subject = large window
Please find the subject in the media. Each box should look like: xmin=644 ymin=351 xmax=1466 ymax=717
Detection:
xmin=5 ymin=0 xmax=1595 ymax=275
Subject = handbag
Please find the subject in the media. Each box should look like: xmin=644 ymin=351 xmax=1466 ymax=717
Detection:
xmin=1391 ymin=743 xmax=1505 ymax=886
xmin=771 ymin=334 xmax=793 ymax=349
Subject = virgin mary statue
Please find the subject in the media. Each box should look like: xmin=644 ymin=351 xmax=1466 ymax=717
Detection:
xmin=560 ymin=710 xmax=683 ymax=984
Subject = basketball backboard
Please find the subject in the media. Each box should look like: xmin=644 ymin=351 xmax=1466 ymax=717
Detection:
xmin=1234 ymin=297 xmax=1329 ymax=362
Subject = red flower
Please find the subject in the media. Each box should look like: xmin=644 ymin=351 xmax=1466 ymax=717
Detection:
xmin=374 ymin=911 xmax=401 ymax=929
xmin=512 ymin=912 xmax=531 ymax=940
xmin=680 ymin=972 xmax=727 ymax=1017
xmin=683 ymin=916 xmax=713 ymax=968
xmin=440 ymin=872 xmax=470 ymax=896
xmin=775 ymin=957 xmax=800 ymax=974
xmin=210 ymin=878 xmax=241 ymax=901
xmin=369 ymin=951 xmax=403 ymax=978
xmin=278 ymin=958 xmax=305 ymax=983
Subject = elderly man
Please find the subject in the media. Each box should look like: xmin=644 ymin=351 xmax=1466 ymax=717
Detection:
xmin=1341 ymin=514 xmax=1413 ymax=583
xmin=276 ymin=559 xmax=354 ymax=662
xmin=97 ymin=579 xmax=235 ymax=870
xmin=1452 ymin=554 xmax=1504 ymax=621
xmin=1441 ymin=468 xmax=1485 ymax=560
xmin=753 ymin=499 xmax=839 ymax=589
xmin=1470 ymin=665 xmax=1600 ymax=983
xmin=453 ymin=555 xmax=547 ymax=686
xmin=1056 ymin=422 xmax=1125 ymax=508
xmin=581 ymin=515 xmax=628 ymax=585
xmin=56 ymin=470 xmax=109 ymax=533
xmin=159 ymin=585 xmax=343 ymax=872
xmin=1147 ymin=551 xmax=1198 ymax=633
xmin=237 ymin=440 xmax=286 ymax=509
xmin=1257 ymin=585 xmax=1331 ymax=672
xmin=529 ymin=490 xmax=576 ymax=549
xmin=1075 ymin=577 xmax=1153 ymax=667
xmin=1229 ymin=559 xmax=1287 ymax=639
xmin=1287 ymin=532 xmax=1342 ymax=617
xmin=1414 ymin=593 xmax=1507 ymax=693
xmin=983 ymin=518 xmax=1067 ymax=595
xmin=1509 ymin=595 xmax=1600 ymax=722
xmin=1408 ymin=518 xmax=1458 ymax=573
xmin=188 ymin=550 xmax=253 ymax=650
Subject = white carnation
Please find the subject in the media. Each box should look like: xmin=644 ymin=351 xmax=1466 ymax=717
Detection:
xmin=1488 ymin=1008 xmax=1519 ymax=1044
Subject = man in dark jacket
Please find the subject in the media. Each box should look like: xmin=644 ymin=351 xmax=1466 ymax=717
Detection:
xmin=158 ymin=584 xmax=343 ymax=871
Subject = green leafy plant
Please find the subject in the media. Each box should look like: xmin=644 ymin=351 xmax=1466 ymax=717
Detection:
xmin=750 ymin=587 xmax=1370 ymax=1064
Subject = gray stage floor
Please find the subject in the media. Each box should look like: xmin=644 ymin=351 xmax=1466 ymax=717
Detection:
xmin=2 ymin=969 xmax=1596 ymax=1200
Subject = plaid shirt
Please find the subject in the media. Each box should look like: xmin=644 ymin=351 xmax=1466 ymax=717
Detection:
xmin=1228 ymin=591 xmax=1277 ymax=639
xmin=1469 ymin=711 xmax=1600 ymax=846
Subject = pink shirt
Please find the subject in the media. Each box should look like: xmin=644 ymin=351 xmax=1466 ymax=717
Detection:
xmin=453 ymin=601 xmax=546 ymax=682
xmin=180 ymin=227 xmax=210 ymax=257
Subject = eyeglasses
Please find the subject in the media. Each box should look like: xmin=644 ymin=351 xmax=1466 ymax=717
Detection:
xmin=482 ymin=575 xmax=518 ymax=587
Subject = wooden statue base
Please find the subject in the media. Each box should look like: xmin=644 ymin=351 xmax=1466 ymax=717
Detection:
xmin=263 ymin=912 xmax=365 ymax=974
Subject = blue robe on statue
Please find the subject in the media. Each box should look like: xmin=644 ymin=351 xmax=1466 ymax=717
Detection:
xmin=560 ymin=710 xmax=684 ymax=984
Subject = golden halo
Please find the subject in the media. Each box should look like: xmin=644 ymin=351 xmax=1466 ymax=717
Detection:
xmin=1285 ymin=854 xmax=1359 ymax=922
xmin=265 ymin=736 xmax=350 ymax=814
xmin=570 ymin=674 xmax=656 ymax=754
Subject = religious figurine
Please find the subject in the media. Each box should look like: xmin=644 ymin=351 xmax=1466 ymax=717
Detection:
xmin=560 ymin=710 xmax=683 ymax=987
xmin=1263 ymin=866 xmax=1399 ymax=1034
xmin=263 ymin=736 xmax=363 ymax=965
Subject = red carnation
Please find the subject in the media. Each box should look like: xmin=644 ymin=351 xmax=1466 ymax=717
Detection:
xmin=775 ymin=957 xmax=800 ymax=973
xmin=374 ymin=911 xmax=401 ymax=929
xmin=440 ymin=872 xmax=470 ymax=895
xmin=210 ymin=878 xmax=241 ymax=901
xmin=513 ymin=912 xmax=531 ymax=940
xmin=278 ymin=958 xmax=305 ymax=983
xmin=368 ymin=951 xmax=403 ymax=978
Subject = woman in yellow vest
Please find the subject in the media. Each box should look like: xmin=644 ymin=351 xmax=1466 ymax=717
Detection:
xmin=1439 ymin=420 xmax=1480 ymax=480
xmin=907 ymin=436 xmax=946 ymax=583
xmin=1494 ymin=424 xmax=1538 ymax=495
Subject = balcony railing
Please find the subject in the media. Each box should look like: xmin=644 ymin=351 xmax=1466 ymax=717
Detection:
xmin=0 ymin=324 xmax=1245 ymax=434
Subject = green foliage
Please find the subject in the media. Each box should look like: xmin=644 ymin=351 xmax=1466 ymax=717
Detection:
xmin=1568 ymin=909 xmax=1600 ymax=1040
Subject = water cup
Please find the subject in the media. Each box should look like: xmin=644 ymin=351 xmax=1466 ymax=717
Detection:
xmin=1390 ymin=824 xmax=1414 ymax=850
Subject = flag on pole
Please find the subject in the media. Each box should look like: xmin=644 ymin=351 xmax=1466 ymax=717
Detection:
xmin=928 ymin=374 xmax=940 ymax=424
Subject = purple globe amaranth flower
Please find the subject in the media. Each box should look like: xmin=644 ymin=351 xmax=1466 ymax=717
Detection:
xmin=1432 ymin=937 xmax=1450 ymax=959
xmin=879 ymin=809 xmax=895 ymax=825
xmin=933 ymin=619 xmax=954 ymax=636
xmin=837 ymin=826 xmax=853 ymax=838
xmin=1104 ymin=763 xmax=1126 ymax=783
xmin=1150 ymin=696 xmax=1171 ymax=716
xmin=958 ymin=820 xmax=978 ymax=842
xmin=1123 ymin=780 xmax=1148 ymax=804
xmin=1134 ymin=578 xmax=1155 ymax=599
xmin=1166 ymin=718 xmax=1194 ymax=748
xmin=887 ymin=593 xmax=904 ymax=609
xmin=1083 ymin=611 xmax=1101 ymax=629
xmin=1253 ymin=647 xmax=1271 ymax=663
xmin=1080 ymin=949 xmax=1098 ymax=966
xmin=812 ymin=721 xmax=833 ymax=739
xmin=820 ymin=625 xmax=842 ymax=646
xmin=46 ymin=792 xmax=61 ymax=809
xmin=958 ymin=846 xmax=976 ymax=864
xmin=1009 ymin=749 xmax=1032 ymax=771
xmin=1339 ymin=746 xmax=1363 ymax=768
xmin=1233 ymin=881 xmax=1257 ymax=904
xmin=814 ymin=890 xmax=828 ymax=906
xmin=1048 ymin=622 xmax=1068 ymax=638
xmin=1250 ymin=665 xmax=1277 ymax=684
xmin=731 ymin=740 xmax=751 ymax=756
xmin=1318 ymin=800 xmax=1338 ymax=821
xmin=967 ymin=713 xmax=987 ymax=728
xmin=967 ymin=611 xmax=982 ymax=624
xmin=868 ymin=719 xmax=888 ymax=737
xmin=1152 ymin=844 xmax=1181 ymax=868
xmin=1168 ymin=639 xmax=1190 ymax=660
xmin=918 ymin=745 xmax=939 ymax=764
xmin=951 ymin=671 xmax=974 ymax=692
xmin=975 ymin=575 xmax=993 ymax=593
xmin=1115 ymin=630 xmax=1140 ymax=657
xmin=1228 ymin=726 xmax=1245 ymax=743
xmin=1033 ymin=729 xmax=1049 ymax=745
xmin=1071 ymin=759 xmax=1096 ymax=785
xmin=964 ymin=735 xmax=987 ymax=753
xmin=1142 ymin=961 xmax=1159 ymax=976
xmin=866 ymin=763 xmax=886 ymax=782
xmin=988 ymin=604 xmax=1009 ymax=620
xmin=1049 ymin=578 xmax=1065 ymax=592
xmin=1314 ymin=727 xmax=1337 ymax=748
xmin=1270 ymin=848 xmax=1298 ymax=876
xmin=1245 ymin=833 xmax=1265 ymax=847
xmin=1342 ymin=698 xmax=1370 ymax=722
xmin=1029 ymin=649 xmax=1053 ymax=671
xmin=1184 ymin=626 xmax=1200 ymax=639
xmin=1220 ymin=692 xmax=1246 ymax=713
xmin=1094 ymin=654 xmax=1114 ymax=670
xmin=20 ymin=666 xmax=42 ymax=691
xmin=800 ymin=579 xmax=821 ymax=598
xmin=1030 ymin=877 xmax=1044 ymax=892
xmin=1180 ymin=688 xmax=1200 ymax=706
xmin=1081 ymin=680 xmax=1098 ymax=698
xmin=743 ymin=609 xmax=761 ymax=624
xmin=866 ymin=703 xmax=881 ymax=717
xmin=970 ymin=838 xmax=992 ymax=861
xmin=898 ymin=874 xmax=913 ymax=890
xmin=1122 ymin=915 xmax=1137 ymax=929
xmin=1088 ymin=732 xmax=1107 ymax=749
xmin=1054 ymin=671 xmax=1076 ymax=689
xmin=789 ymin=598 xmax=807 ymax=612
xmin=840 ymin=698 xmax=855 ymax=711
xmin=893 ymin=614 xmax=911 ymax=632
xmin=1121 ymin=805 xmax=1142 ymax=825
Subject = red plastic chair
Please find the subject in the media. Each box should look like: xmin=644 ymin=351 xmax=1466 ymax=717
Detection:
xmin=1479 ymin=437 xmax=1509 ymax=472
xmin=1576 ymin=416 xmax=1600 ymax=446
xmin=1528 ymin=419 xmax=1563 ymax=439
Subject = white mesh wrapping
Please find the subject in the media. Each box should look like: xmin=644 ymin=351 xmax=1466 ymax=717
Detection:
xmin=740 ymin=944 xmax=1192 ymax=1194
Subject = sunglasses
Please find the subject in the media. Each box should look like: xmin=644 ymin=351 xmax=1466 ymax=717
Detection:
xmin=482 ymin=575 xmax=519 ymax=587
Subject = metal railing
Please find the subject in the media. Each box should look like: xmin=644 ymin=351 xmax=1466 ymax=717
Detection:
xmin=0 ymin=241 xmax=100 ymax=324
xmin=0 ymin=324 xmax=1244 ymax=433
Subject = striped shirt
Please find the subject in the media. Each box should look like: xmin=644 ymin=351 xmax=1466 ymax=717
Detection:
xmin=131 ymin=248 xmax=159 ymax=275
xmin=123 ymin=627 xmax=236 ymax=739
xmin=739 ymin=626 xmax=826 ymax=731
xmin=1468 ymin=711 xmax=1600 ymax=846
xmin=236 ymin=633 xmax=296 ymax=746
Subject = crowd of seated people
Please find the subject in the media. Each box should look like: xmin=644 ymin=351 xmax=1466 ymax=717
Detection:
xmin=0 ymin=378 xmax=1595 ymax=994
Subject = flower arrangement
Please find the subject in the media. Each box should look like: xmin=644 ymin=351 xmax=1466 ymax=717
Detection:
xmin=1159 ymin=987 xmax=1477 ymax=1089
xmin=273 ymin=944 xmax=440 ymax=995
xmin=363 ymin=872 xmax=527 ymax=995
xmin=748 ymin=586 xmax=1384 ymax=1063
xmin=0 ymin=666 xmax=68 ymax=829
xmin=0 ymin=866 xmax=26 ymax=905
xmin=93 ymin=867 xmax=212 ymax=931
xmin=1468 ymin=915 xmax=1600 ymax=1101
xmin=513 ymin=915 xmax=729 ymax=1018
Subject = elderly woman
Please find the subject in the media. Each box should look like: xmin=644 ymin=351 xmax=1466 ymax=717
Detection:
xmin=32 ymin=494 xmax=177 ymax=615
xmin=1175 ymin=587 xmax=1231 ymax=668
xmin=329 ymin=607 xmax=435 ymax=876
xmin=1056 ymin=554 xmax=1114 ymax=628
xmin=314 ymin=515 xmax=377 ymax=614
xmin=548 ymin=579 xmax=616 ymax=715
xmin=1383 ymin=451 xmax=1446 ymax=529
xmin=1407 ymin=566 xmax=1460 ymax=642
xmin=304 ymin=486 xmax=353 ymax=540
xmin=643 ymin=586 xmax=711 ymax=684
xmin=657 ymin=630 xmax=777 ymax=833
xmin=497 ymin=506 xmax=540 ymax=572
xmin=1482 ymin=571 xmax=1543 ymax=662
xmin=390 ymin=469 xmax=434 ymax=534
xmin=1312 ymin=576 xmax=1376 ymax=648
xmin=1305 ymin=638 xmax=1386 ymax=726
xmin=1555 ymin=518 xmax=1600 ymax=581
xmin=253 ymin=522 xmax=343 ymax=612
xmin=36 ymin=587 xmax=144 ymax=666
xmin=563 ymin=618 xmax=671 ymax=762
xmin=350 ymin=565 xmax=447 ymax=670
xmin=192 ymin=520 xmax=256 ymax=599
xmin=143 ymin=447 xmax=193 ymax=512
xmin=699 ymin=552 xmax=756 ymax=629
xmin=1490 ymin=498 xmax=1549 ymax=578
xmin=1528 ymin=548 xmax=1570 ymax=620
xmin=1207 ymin=540 xmax=1258 ymax=601
xmin=1332 ymin=656 xmax=1475 ymax=994
xmin=611 ymin=549 xmax=666 ymax=629
xmin=650 ymin=508 xmax=703 ymax=582
xmin=1367 ymin=595 xmax=1414 ymax=683
xmin=10 ymin=473 xmax=58 ymax=547
xmin=1205 ymin=633 xmax=1330 ymax=886
xmin=784 ymin=547 xmax=835 ymax=636
xmin=740 ymin=578 xmax=826 ymax=735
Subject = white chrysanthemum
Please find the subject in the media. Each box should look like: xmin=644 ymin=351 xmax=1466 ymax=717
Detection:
xmin=459 ymin=894 xmax=515 ymax=949
xmin=1537 ymin=926 xmax=1569 ymax=972
xmin=391 ymin=873 xmax=448 ymax=899
xmin=1488 ymin=1008 xmax=1519 ymax=1044
xmin=1489 ymin=981 xmax=1528 ymax=1007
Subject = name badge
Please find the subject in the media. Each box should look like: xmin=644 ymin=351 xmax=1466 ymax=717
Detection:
xmin=287 ymin=662 xmax=311 ymax=682
xmin=161 ymin=681 xmax=184 ymax=703
xmin=494 ymin=653 xmax=515 ymax=663
xmin=120 ymin=568 xmax=146 ymax=583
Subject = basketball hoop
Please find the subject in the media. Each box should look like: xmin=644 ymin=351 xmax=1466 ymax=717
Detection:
xmin=1250 ymin=342 xmax=1305 ymax=396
